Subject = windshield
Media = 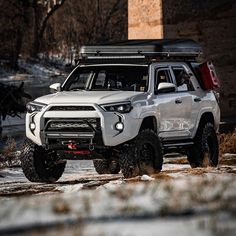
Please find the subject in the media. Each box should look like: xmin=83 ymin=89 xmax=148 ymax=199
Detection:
xmin=63 ymin=65 xmax=149 ymax=92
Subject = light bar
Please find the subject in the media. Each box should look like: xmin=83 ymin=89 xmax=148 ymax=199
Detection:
xmin=45 ymin=133 xmax=94 ymax=138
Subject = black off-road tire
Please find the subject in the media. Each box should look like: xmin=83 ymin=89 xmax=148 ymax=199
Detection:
xmin=119 ymin=129 xmax=163 ymax=178
xmin=20 ymin=140 xmax=66 ymax=183
xmin=93 ymin=159 xmax=120 ymax=174
xmin=187 ymin=122 xmax=219 ymax=168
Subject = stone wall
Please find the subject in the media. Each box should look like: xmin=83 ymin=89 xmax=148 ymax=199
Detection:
xmin=128 ymin=0 xmax=236 ymax=118
xmin=128 ymin=0 xmax=163 ymax=39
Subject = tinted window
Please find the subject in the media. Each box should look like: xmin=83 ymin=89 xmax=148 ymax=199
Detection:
xmin=155 ymin=68 xmax=172 ymax=90
xmin=63 ymin=66 xmax=148 ymax=92
xmin=172 ymin=67 xmax=194 ymax=92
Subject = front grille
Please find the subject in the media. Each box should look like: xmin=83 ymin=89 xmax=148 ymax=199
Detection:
xmin=44 ymin=118 xmax=101 ymax=133
xmin=48 ymin=106 xmax=95 ymax=111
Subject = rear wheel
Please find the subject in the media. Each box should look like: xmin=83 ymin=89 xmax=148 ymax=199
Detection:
xmin=187 ymin=122 xmax=219 ymax=168
xmin=119 ymin=129 xmax=163 ymax=178
xmin=20 ymin=140 xmax=66 ymax=183
xmin=93 ymin=159 xmax=120 ymax=174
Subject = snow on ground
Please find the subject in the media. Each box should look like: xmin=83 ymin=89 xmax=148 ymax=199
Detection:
xmin=0 ymin=59 xmax=68 ymax=141
xmin=0 ymin=58 xmax=67 ymax=103
xmin=19 ymin=59 xmax=63 ymax=78
xmin=0 ymin=159 xmax=235 ymax=235
xmin=1 ymin=114 xmax=25 ymax=138
xmin=0 ymin=59 xmax=66 ymax=82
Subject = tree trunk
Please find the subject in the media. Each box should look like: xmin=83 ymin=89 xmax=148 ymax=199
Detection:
xmin=10 ymin=29 xmax=23 ymax=70
xmin=0 ymin=114 xmax=2 ymax=140
xmin=31 ymin=1 xmax=40 ymax=58
xmin=31 ymin=0 xmax=66 ymax=58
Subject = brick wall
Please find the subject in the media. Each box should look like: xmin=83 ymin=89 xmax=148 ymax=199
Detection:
xmin=128 ymin=0 xmax=236 ymax=118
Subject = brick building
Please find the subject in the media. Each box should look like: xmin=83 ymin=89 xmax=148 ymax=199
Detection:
xmin=128 ymin=0 xmax=236 ymax=118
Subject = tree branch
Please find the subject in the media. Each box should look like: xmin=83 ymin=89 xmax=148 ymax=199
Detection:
xmin=103 ymin=0 xmax=123 ymax=32
xmin=38 ymin=0 xmax=66 ymax=40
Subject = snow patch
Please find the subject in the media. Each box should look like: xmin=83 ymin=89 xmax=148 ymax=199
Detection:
xmin=141 ymin=175 xmax=155 ymax=181
xmin=55 ymin=184 xmax=83 ymax=193
xmin=99 ymin=180 xmax=125 ymax=190
xmin=223 ymin=153 xmax=236 ymax=157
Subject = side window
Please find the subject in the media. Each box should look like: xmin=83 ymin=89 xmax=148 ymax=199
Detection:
xmin=172 ymin=67 xmax=194 ymax=92
xmin=155 ymin=68 xmax=172 ymax=90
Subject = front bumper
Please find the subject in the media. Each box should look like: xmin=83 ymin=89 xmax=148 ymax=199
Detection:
xmin=26 ymin=103 xmax=141 ymax=148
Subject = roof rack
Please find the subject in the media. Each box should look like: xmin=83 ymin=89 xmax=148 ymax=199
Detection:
xmin=79 ymin=39 xmax=202 ymax=63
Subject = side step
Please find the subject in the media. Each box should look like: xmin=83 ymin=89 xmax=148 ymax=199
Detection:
xmin=162 ymin=139 xmax=194 ymax=151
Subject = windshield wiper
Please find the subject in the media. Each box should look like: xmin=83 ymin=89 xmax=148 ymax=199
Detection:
xmin=90 ymin=88 xmax=121 ymax=91
xmin=109 ymin=88 xmax=121 ymax=91
xmin=70 ymin=88 xmax=84 ymax=91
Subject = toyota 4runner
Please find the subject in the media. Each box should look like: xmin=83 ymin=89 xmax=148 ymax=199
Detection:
xmin=21 ymin=39 xmax=220 ymax=182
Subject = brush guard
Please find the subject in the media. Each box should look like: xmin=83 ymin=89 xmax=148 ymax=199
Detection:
xmin=42 ymin=118 xmax=104 ymax=151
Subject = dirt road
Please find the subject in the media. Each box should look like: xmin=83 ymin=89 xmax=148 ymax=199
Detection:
xmin=0 ymin=157 xmax=236 ymax=236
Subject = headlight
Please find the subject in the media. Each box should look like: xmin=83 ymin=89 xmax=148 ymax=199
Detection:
xmin=26 ymin=102 xmax=46 ymax=113
xmin=101 ymin=102 xmax=133 ymax=113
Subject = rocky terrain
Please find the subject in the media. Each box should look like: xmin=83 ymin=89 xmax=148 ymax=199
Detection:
xmin=0 ymin=156 xmax=235 ymax=236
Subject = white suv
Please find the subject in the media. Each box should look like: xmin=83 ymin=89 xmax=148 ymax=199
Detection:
xmin=21 ymin=39 xmax=220 ymax=182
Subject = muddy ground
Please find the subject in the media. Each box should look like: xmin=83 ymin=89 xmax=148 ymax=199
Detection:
xmin=0 ymin=156 xmax=236 ymax=236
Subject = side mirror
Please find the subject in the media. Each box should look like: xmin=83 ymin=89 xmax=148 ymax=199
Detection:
xmin=49 ymin=83 xmax=61 ymax=92
xmin=157 ymin=82 xmax=176 ymax=93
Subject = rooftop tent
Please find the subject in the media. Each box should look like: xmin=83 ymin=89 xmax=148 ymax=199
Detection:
xmin=79 ymin=39 xmax=202 ymax=62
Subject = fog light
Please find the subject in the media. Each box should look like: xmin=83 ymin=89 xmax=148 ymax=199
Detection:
xmin=30 ymin=122 xmax=36 ymax=130
xmin=115 ymin=122 xmax=124 ymax=131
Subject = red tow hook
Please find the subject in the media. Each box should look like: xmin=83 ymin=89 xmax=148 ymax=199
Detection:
xmin=67 ymin=143 xmax=77 ymax=150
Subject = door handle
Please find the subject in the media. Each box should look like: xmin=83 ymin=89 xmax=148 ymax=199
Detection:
xmin=194 ymin=97 xmax=201 ymax=102
xmin=175 ymin=98 xmax=182 ymax=104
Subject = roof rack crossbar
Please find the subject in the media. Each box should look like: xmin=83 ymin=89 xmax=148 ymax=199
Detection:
xmin=86 ymin=55 xmax=146 ymax=60
xmin=81 ymin=51 xmax=201 ymax=56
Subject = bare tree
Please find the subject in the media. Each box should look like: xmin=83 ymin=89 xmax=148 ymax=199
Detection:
xmin=71 ymin=0 xmax=127 ymax=44
xmin=0 ymin=0 xmax=127 ymax=67
xmin=0 ymin=0 xmax=31 ymax=69
xmin=41 ymin=0 xmax=127 ymax=61
xmin=31 ymin=0 xmax=66 ymax=57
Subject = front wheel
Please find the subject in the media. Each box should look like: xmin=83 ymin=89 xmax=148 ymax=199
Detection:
xmin=187 ymin=122 xmax=219 ymax=168
xmin=119 ymin=129 xmax=163 ymax=178
xmin=20 ymin=140 xmax=66 ymax=183
xmin=93 ymin=159 xmax=120 ymax=174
